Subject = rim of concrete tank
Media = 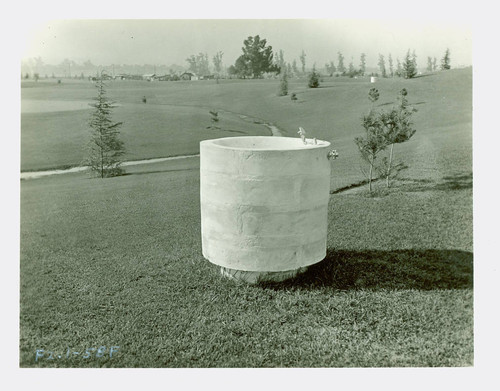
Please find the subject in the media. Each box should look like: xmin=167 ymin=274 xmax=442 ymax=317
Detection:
xmin=201 ymin=136 xmax=331 ymax=152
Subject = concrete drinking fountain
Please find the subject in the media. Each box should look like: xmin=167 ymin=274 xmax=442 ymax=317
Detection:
xmin=200 ymin=130 xmax=338 ymax=284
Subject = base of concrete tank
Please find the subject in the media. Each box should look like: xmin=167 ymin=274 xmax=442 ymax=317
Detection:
xmin=219 ymin=265 xmax=309 ymax=284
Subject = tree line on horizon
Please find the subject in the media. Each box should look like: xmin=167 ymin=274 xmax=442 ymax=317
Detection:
xmin=186 ymin=35 xmax=452 ymax=80
xmin=68 ymin=36 xmax=452 ymax=180
xmin=21 ymin=34 xmax=453 ymax=81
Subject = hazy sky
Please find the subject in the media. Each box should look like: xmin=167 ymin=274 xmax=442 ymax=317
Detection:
xmin=21 ymin=18 xmax=471 ymax=69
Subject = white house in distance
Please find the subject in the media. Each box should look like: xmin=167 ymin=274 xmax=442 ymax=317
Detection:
xmin=142 ymin=73 xmax=156 ymax=81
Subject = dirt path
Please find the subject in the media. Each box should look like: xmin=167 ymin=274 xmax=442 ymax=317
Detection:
xmin=20 ymin=154 xmax=201 ymax=180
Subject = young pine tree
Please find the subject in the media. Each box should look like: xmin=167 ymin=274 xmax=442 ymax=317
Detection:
xmin=308 ymin=66 xmax=320 ymax=88
xmin=441 ymin=48 xmax=451 ymax=70
xmin=86 ymin=74 xmax=125 ymax=178
xmin=300 ymin=50 xmax=306 ymax=74
xmin=378 ymin=54 xmax=387 ymax=78
xmin=388 ymin=54 xmax=394 ymax=77
xmin=278 ymin=68 xmax=288 ymax=96
xmin=356 ymin=88 xmax=417 ymax=191
xmin=377 ymin=88 xmax=417 ymax=187
xmin=337 ymin=51 xmax=346 ymax=74
xmin=402 ymin=49 xmax=417 ymax=79
xmin=427 ymin=56 xmax=433 ymax=72
xmin=354 ymin=111 xmax=387 ymax=192
xmin=396 ymin=58 xmax=402 ymax=77
xmin=368 ymin=87 xmax=380 ymax=112
xmin=359 ymin=53 xmax=367 ymax=76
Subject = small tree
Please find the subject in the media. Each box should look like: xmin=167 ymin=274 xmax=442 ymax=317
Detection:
xmin=360 ymin=53 xmax=366 ymax=76
xmin=402 ymin=49 xmax=417 ymax=79
xmin=299 ymin=50 xmax=306 ymax=74
xmin=337 ymin=51 xmax=346 ymax=74
xmin=308 ymin=66 xmax=320 ymax=88
xmin=378 ymin=54 xmax=387 ymax=78
xmin=396 ymin=58 xmax=402 ymax=77
xmin=278 ymin=68 xmax=288 ymax=96
xmin=208 ymin=110 xmax=220 ymax=129
xmin=441 ymin=48 xmax=451 ymax=70
xmin=427 ymin=56 xmax=433 ymax=72
xmin=368 ymin=87 xmax=379 ymax=111
xmin=355 ymin=111 xmax=387 ymax=192
xmin=213 ymin=51 xmax=224 ymax=83
xmin=275 ymin=49 xmax=286 ymax=74
xmin=411 ymin=50 xmax=418 ymax=73
xmin=348 ymin=58 xmax=357 ymax=78
xmin=356 ymin=88 xmax=417 ymax=191
xmin=325 ymin=61 xmax=336 ymax=76
xmin=377 ymin=88 xmax=417 ymax=187
xmin=86 ymin=72 xmax=125 ymax=178
xmin=388 ymin=54 xmax=394 ymax=77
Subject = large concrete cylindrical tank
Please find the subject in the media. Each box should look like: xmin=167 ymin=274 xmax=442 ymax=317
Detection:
xmin=200 ymin=136 xmax=332 ymax=283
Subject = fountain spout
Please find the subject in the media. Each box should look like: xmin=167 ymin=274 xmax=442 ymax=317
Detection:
xmin=298 ymin=127 xmax=307 ymax=145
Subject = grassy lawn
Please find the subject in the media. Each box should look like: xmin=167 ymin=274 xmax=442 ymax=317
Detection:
xmin=21 ymin=68 xmax=471 ymax=184
xmin=19 ymin=69 xmax=473 ymax=367
xmin=20 ymin=158 xmax=472 ymax=367
xmin=21 ymin=82 xmax=270 ymax=172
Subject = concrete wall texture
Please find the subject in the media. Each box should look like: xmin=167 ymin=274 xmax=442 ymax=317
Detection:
xmin=200 ymin=136 xmax=332 ymax=273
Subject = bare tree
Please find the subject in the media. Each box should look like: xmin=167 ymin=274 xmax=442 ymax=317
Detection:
xmin=213 ymin=51 xmax=224 ymax=83
xmin=299 ymin=50 xmax=306 ymax=74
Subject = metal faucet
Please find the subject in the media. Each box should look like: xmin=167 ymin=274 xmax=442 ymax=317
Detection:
xmin=327 ymin=149 xmax=339 ymax=160
xmin=298 ymin=127 xmax=307 ymax=144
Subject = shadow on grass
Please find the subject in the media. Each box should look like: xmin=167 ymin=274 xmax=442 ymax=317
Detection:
xmin=412 ymin=73 xmax=434 ymax=79
xmin=259 ymin=248 xmax=473 ymax=291
xmin=220 ymin=129 xmax=248 ymax=134
xmin=435 ymin=173 xmax=472 ymax=191
xmin=377 ymin=101 xmax=426 ymax=108
xmin=405 ymin=173 xmax=472 ymax=193
xmin=330 ymin=179 xmax=369 ymax=194
xmin=331 ymin=173 xmax=472 ymax=195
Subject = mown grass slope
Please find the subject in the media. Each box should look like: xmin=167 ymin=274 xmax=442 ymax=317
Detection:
xmin=21 ymin=68 xmax=472 ymax=190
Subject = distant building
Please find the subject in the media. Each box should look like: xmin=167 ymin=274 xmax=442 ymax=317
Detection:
xmin=155 ymin=75 xmax=171 ymax=81
xmin=180 ymin=72 xmax=198 ymax=81
xmin=142 ymin=73 xmax=156 ymax=81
